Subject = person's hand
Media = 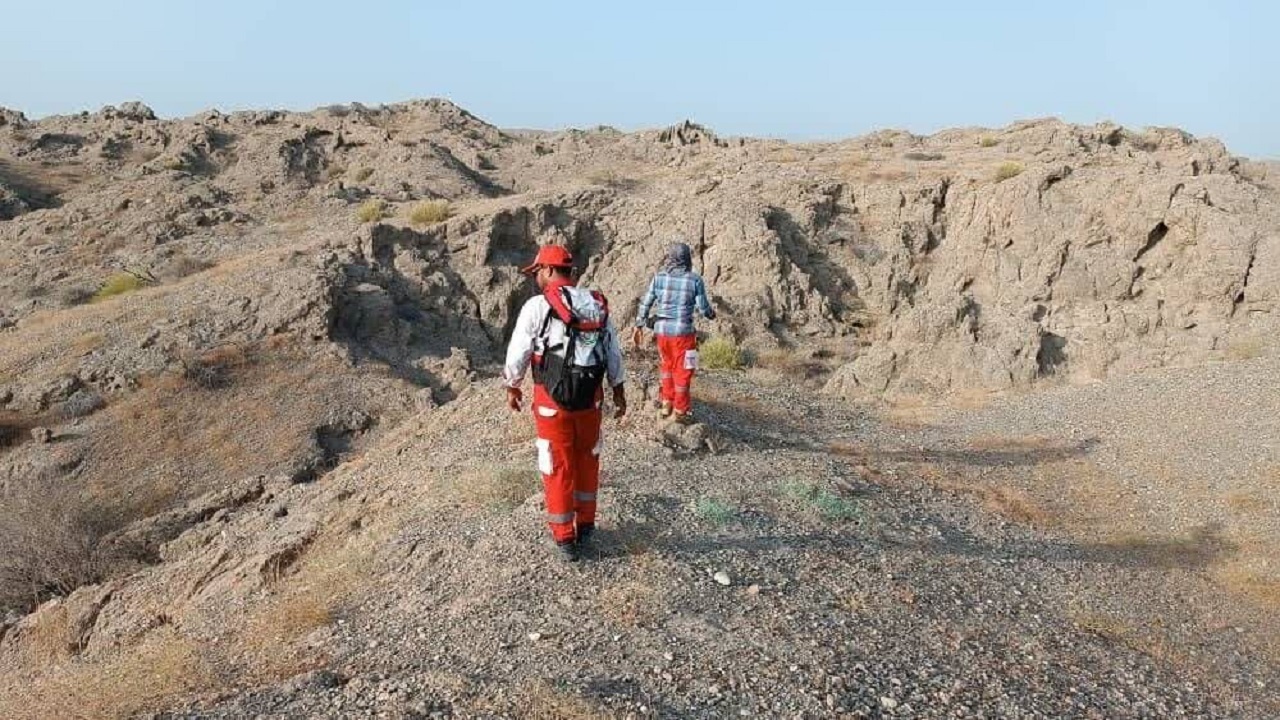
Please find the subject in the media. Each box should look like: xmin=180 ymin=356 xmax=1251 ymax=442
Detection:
xmin=506 ymin=386 xmax=523 ymax=413
xmin=612 ymin=385 xmax=627 ymax=419
xmin=631 ymin=327 xmax=644 ymax=348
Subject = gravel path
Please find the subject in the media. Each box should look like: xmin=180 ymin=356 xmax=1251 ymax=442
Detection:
xmin=150 ymin=363 xmax=1278 ymax=719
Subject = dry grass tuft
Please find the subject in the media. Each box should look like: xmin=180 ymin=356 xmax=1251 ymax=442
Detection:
xmin=598 ymin=574 xmax=663 ymax=627
xmin=91 ymin=272 xmax=146 ymax=302
xmin=880 ymin=389 xmax=996 ymax=429
xmin=23 ymin=602 xmax=75 ymax=663
xmin=699 ymin=336 xmax=743 ymax=370
xmin=441 ymin=466 xmax=539 ymax=511
xmin=1070 ymin=608 xmax=1130 ymax=641
xmin=1217 ymin=561 xmax=1280 ymax=611
xmin=157 ymin=253 xmax=214 ymax=282
xmin=70 ymin=331 xmax=105 ymax=356
xmin=915 ymin=463 xmax=1050 ymax=526
xmin=179 ymin=343 xmax=252 ymax=390
xmin=1225 ymin=491 xmax=1270 ymax=514
xmin=408 ymin=199 xmax=452 ymax=227
xmin=586 ymin=168 xmax=640 ymax=190
xmin=0 ymin=626 xmax=217 ymax=720
xmin=518 ymin=681 xmax=614 ymax=720
xmin=1066 ymin=602 xmax=1190 ymax=666
xmin=994 ymin=161 xmax=1025 ymax=182
xmin=0 ymin=476 xmax=149 ymax=613
xmin=356 ymin=198 xmax=389 ymax=223
xmin=865 ymin=169 xmax=909 ymax=183
xmin=750 ymin=348 xmax=833 ymax=381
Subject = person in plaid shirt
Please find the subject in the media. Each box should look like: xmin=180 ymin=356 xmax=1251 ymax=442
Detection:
xmin=632 ymin=242 xmax=716 ymax=422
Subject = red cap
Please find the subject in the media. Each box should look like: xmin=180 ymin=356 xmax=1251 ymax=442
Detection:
xmin=520 ymin=245 xmax=574 ymax=275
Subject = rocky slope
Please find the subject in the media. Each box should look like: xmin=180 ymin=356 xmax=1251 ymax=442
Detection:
xmin=1 ymin=100 xmax=1277 ymax=718
xmin=2 ymin=102 xmax=1277 ymax=398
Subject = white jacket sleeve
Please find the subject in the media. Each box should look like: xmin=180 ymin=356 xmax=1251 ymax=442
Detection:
xmin=606 ymin=315 xmax=626 ymax=388
xmin=503 ymin=299 xmax=541 ymax=388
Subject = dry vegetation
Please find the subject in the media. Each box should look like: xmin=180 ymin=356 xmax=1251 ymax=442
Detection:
xmin=698 ymin=336 xmax=743 ymax=370
xmin=437 ymin=466 xmax=540 ymax=511
xmin=994 ymin=161 xmax=1025 ymax=182
xmin=500 ymin=680 xmax=613 ymax=720
xmin=91 ymin=272 xmax=147 ymax=302
xmin=84 ymin=346 xmax=349 ymax=503
xmin=597 ymin=568 xmax=664 ymax=627
xmin=0 ymin=477 xmax=151 ymax=614
xmin=0 ymin=503 xmax=387 ymax=720
xmin=408 ymin=199 xmax=452 ymax=227
xmin=356 ymin=198 xmax=389 ymax=223
xmin=890 ymin=459 xmax=1052 ymax=527
xmin=0 ymin=624 xmax=218 ymax=720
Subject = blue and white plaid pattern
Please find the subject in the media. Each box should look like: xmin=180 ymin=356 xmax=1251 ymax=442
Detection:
xmin=635 ymin=270 xmax=715 ymax=336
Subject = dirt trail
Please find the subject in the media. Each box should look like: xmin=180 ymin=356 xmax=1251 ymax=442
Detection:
xmin=134 ymin=361 xmax=1279 ymax=720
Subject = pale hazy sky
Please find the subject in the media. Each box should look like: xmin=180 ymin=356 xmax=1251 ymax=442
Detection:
xmin=3 ymin=0 xmax=1276 ymax=157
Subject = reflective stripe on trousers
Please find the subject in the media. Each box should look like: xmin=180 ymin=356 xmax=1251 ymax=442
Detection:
xmin=657 ymin=333 xmax=698 ymax=414
xmin=532 ymin=384 xmax=602 ymax=543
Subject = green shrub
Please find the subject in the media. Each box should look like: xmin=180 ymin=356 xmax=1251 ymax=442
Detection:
xmin=356 ymin=199 xmax=389 ymax=223
xmin=694 ymin=498 xmax=737 ymax=527
xmin=994 ymin=162 xmax=1024 ymax=182
xmin=699 ymin=336 xmax=743 ymax=370
xmin=91 ymin=273 xmax=145 ymax=302
xmin=812 ymin=488 xmax=860 ymax=521
xmin=904 ymin=151 xmax=944 ymax=162
xmin=979 ymin=137 xmax=999 ymax=148
xmin=408 ymin=200 xmax=452 ymax=227
xmin=779 ymin=482 xmax=861 ymax=521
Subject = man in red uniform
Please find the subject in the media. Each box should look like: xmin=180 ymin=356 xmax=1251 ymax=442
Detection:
xmin=632 ymin=242 xmax=716 ymax=423
xmin=504 ymin=245 xmax=627 ymax=561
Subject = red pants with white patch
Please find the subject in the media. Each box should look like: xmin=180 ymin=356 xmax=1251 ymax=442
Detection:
xmin=532 ymin=384 xmax=601 ymax=543
xmin=657 ymin=333 xmax=698 ymax=414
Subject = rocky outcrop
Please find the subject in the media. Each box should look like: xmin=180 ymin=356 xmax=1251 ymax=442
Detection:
xmin=1 ymin=100 xmax=1276 ymax=401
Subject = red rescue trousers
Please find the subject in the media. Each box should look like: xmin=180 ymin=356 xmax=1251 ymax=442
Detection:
xmin=656 ymin=333 xmax=698 ymax=414
xmin=532 ymin=384 xmax=601 ymax=543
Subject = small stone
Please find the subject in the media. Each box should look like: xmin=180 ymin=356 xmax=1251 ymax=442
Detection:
xmin=880 ymin=696 xmax=898 ymax=710
xmin=746 ymin=584 xmax=761 ymax=596
xmin=714 ymin=571 xmax=732 ymax=586
xmin=528 ymin=632 xmax=542 ymax=642
xmin=31 ymin=427 xmax=52 ymax=444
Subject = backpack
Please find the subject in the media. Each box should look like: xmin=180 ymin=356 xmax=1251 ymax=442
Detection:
xmin=533 ymin=286 xmax=611 ymax=411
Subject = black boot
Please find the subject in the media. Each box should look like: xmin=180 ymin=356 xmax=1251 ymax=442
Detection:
xmin=576 ymin=523 xmax=595 ymax=547
xmin=556 ymin=539 xmax=580 ymax=562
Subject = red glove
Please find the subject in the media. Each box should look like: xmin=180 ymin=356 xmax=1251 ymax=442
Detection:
xmin=506 ymin=386 xmax=523 ymax=412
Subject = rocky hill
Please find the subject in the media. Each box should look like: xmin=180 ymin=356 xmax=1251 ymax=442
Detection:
xmin=0 ymin=100 xmax=1277 ymax=718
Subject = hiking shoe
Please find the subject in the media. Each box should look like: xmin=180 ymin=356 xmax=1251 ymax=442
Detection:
xmin=576 ymin=524 xmax=595 ymax=547
xmin=658 ymin=402 xmax=673 ymax=419
xmin=673 ymin=411 xmax=695 ymax=425
xmin=555 ymin=540 xmax=580 ymax=563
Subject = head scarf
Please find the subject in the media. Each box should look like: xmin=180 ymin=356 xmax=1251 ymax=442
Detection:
xmin=662 ymin=242 xmax=693 ymax=273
